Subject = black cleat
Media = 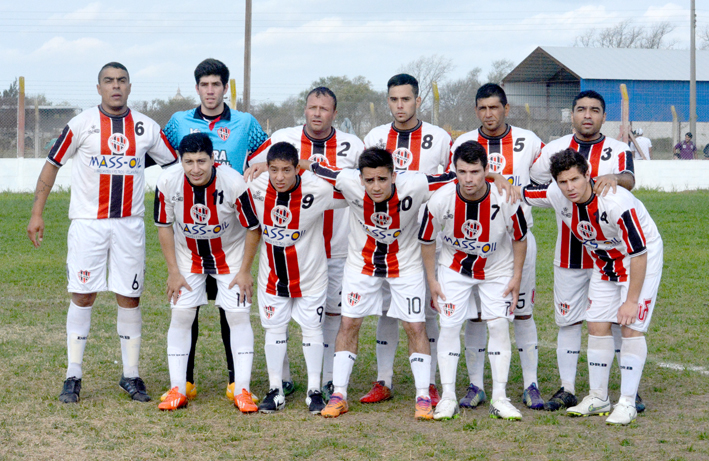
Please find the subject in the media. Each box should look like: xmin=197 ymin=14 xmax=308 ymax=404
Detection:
xmin=306 ymin=390 xmax=326 ymax=415
xmin=59 ymin=377 xmax=82 ymax=403
xmin=119 ymin=376 xmax=151 ymax=402
xmin=282 ymin=380 xmax=296 ymax=396
xmin=544 ymin=387 xmax=577 ymax=411
xmin=259 ymin=388 xmax=285 ymax=413
xmin=636 ymin=392 xmax=646 ymax=413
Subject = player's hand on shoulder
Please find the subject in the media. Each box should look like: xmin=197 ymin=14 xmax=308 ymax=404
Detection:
xmin=166 ymin=272 xmax=191 ymax=305
xmin=489 ymin=173 xmax=519 ymax=203
xmin=27 ymin=215 xmax=45 ymax=248
xmin=244 ymin=162 xmax=268 ymax=182
xmin=593 ymin=174 xmax=618 ymax=197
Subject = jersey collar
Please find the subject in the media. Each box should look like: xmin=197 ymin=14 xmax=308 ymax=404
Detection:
xmin=390 ymin=119 xmax=422 ymax=134
xmin=194 ymin=103 xmax=232 ymax=122
xmin=573 ymin=133 xmax=605 ymax=146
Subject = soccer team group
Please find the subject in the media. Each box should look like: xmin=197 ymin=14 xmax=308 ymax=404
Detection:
xmin=26 ymin=58 xmax=663 ymax=426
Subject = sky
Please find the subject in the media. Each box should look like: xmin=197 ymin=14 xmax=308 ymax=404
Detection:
xmin=0 ymin=1 xmax=706 ymax=109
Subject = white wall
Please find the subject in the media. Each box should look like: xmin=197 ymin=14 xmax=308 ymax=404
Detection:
xmin=2 ymin=158 xmax=708 ymax=193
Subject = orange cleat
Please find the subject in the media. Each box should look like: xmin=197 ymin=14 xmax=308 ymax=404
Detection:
xmin=415 ymin=396 xmax=434 ymax=420
xmin=161 ymin=382 xmax=196 ymax=402
xmin=322 ymin=393 xmax=349 ymax=418
xmin=359 ymin=381 xmax=392 ymax=404
xmin=158 ymin=387 xmax=188 ymax=411
xmin=234 ymin=388 xmax=258 ymax=413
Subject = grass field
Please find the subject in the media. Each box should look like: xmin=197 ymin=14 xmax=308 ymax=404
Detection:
xmin=1 ymin=189 xmax=708 ymax=460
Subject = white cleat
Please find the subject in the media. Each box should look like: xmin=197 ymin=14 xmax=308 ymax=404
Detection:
xmin=567 ymin=394 xmax=611 ymax=417
xmin=433 ymin=398 xmax=460 ymax=421
xmin=489 ymin=397 xmax=522 ymax=420
xmin=606 ymin=398 xmax=638 ymax=425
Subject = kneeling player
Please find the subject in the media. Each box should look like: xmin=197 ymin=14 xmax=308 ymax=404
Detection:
xmin=154 ymin=133 xmax=261 ymax=411
xmin=523 ymin=148 xmax=662 ymax=425
xmin=420 ymin=141 xmax=528 ymax=421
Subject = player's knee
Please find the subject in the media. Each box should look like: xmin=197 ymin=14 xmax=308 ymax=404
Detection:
xmin=116 ymin=294 xmax=139 ymax=308
xmin=402 ymin=321 xmax=426 ymax=337
xmin=514 ymin=314 xmax=532 ymax=321
xmin=265 ymin=324 xmax=288 ymax=336
xmin=224 ymin=310 xmax=250 ymax=327
xmin=170 ymin=308 xmax=197 ymax=329
xmin=300 ymin=326 xmax=322 ymax=341
xmin=72 ymin=292 xmax=97 ymax=307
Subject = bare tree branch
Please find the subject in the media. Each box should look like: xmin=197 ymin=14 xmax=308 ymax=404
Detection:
xmin=486 ymin=59 xmax=515 ymax=84
xmin=574 ymin=19 xmax=675 ymax=49
xmin=398 ymin=54 xmax=455 ymax=107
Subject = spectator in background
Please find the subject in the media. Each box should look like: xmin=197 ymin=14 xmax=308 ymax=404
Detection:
xmin=702 ymin=143 xmax=709 ymax=159
xmin=630 ymin=128 xmax=652 ymax=160
xmin=674 ymin=133 xmax=696 ymax=160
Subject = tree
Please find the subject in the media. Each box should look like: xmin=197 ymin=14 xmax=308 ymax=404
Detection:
xmin=133 ymin=94 xmax=197 ymax=127
xmin=398 ymin=55 xmax=454 ymax=108
xmin=486 ymin=59 xmax=515 ymax=85
xmin=1 ymin=78 xmax=19 ymax=101
xmin=574 ymin=20 xmax=676 ymax=49
xmin=438 ymin=68 xmax=482 ymax=131
xmin=700 ymin=26 xmax=709 ymax=50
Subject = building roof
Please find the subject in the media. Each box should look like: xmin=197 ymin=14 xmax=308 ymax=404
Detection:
xmin=504 ymin=46 xmax=709 ymax=83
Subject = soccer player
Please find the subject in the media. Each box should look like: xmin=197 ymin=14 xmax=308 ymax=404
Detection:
xmin=529 ymin=90 xmax=635 ymax=412
xmin=361 ymin=73 xmax=452 ymax=406
xmin=162 ymin=58 xmax=268 ymax=402
xmin=248 ymin=142 xmax=346 ymax=415
xmin=305 ymin=148 xmax=455 ymax=420
xmin=26 ymin=62 xmax=178 ymax=403
xmin=523 ymin=148 xmax=662 ymax=425
xmin=246 ymin=87 xmax=364 ymax=400
xmin=153 ymin=133 xmax=261 ymax=412
xmin=450 ymin=83 xmax=544 ymax=410
xmin=421 ymin=140 xmax=528 ymax=421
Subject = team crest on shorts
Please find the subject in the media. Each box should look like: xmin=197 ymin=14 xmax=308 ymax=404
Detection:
xmin=392 ymin=147 xmax=413 ymax=169
xmin=346 ymin=292 xmax=361 ymax=306
xmin=264 ymin=305 xmax=275 ymax=319
xmin=271 ymin=205 xmax=292 ymax=226
xmin=217 ymin=127 xmax=230 ymax=141
xmin=558 ymin=302 xmax=570 ymax=316
xmin=78 ymin=270 xmax=91 ymax=284
xmin=441 ymin=302 xmax=455 ymax=317
xmin=462 ymin=219 xmax=483 ymax=239
xmin=308 ymin=154 xmax=330 ymax=166
xmin=577 ymin=221 xmax=597 ymax=241
xmin=190 ymin=204 xmax=211 ymax=224
xmin=488 ymin=153 xmax=506 ymax=173
xmin=107 ymin=133 xmax=129 ymax=155
xmin=371 ymin=212 xmax=392 ymax=228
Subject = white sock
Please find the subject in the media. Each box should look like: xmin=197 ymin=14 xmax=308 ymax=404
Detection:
xmin=322 ymin=314 xmax=341 ymax=386
xmin=117 ymin=306 xmax=142 ymax=378
xmin=487 ymin=318 xmax=512 ymax=402
xmin=437 ymin=325 xmax=462 ymax=400
xmin=425 ymin=312 xmax=439 ymax=386
xmin=514 ymin=317 xmax=539 ymax=389
xmin=225 ymin=311 xmax=254 ymax=393
xmin=376 ymin=315 xmax=399 ymax=388
xmin=464 ymin=319 xmax=487 ymax=389
xmin=611 ymin=323 xmax=623 ymax=365
xmin=587 ymin=335 xmax=614 ymax=400
xmin=281 ymin=329 xmax=292 ymax=382
xmin=301 ymin=326 xmax=324 ymax=392
xmin=265 ymin=326 xmax=288 ymax=391
xmin=410 ymin=353 xmax=431 ymax=398
xmin=66 ymin=301 xmax=92 ymax=379
xmin=333 ymin=351 xmax=357 ymax=400
xmin=557 ymin=324 xmax=582 ymax=394
xmin=620 ymin=335 xmax=647 ymax=402
xmin=167 ymin=308 xmax=195 ymax=395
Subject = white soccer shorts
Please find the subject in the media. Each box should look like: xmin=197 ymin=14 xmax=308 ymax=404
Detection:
xmin=171 ymin=272 xmax=251 ymax=312
xmin=325 ymin=257 xmax=345 ymax=315
xmin=258 ymin=288 xmax=326 ymax=330
xmin=553 ymin=266 xmax=592 ymax=326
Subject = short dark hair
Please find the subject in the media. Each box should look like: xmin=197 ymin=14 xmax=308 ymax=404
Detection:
xmin=98 ymin=62 xmax=129 ymax=83
xmin=476 ymin=83 xmax=507 ymax=107
xmin=549 ymin=148 xmax=589 ymax=180
xmin=358 ymin=147 xmax=394 ymax=173
xmin=453 ymin=141 xmax=488 ymax=169
xmin=572 ymin=90 xmax=605 ymax=113
xmin=178 ymin=133 xmax=213 ymax=158
xmin=194 ymin=58 xmax=229 ymax=86
xmin=387 ymin=73 xmax=419 ymax=98
xmin=685 ymin=132 xmax=693 ymax=138
xmin=306 ymin=87 xmax=337 ymax=110
xmin=267 ymin=142 xmax=299 ymax=168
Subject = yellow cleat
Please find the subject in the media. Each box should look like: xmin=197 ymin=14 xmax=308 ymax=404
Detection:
xmin=160 ymin=382 xmax=196 ymax=402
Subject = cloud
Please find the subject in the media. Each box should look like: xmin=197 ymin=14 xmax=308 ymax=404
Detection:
xmin=33 ymin=36 xmax=107 ymax=56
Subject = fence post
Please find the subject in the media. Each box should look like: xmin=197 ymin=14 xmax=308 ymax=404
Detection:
xmin=671 ymin=106 xmax=679 ymax=147
xmin=230 ymin=78 xmax=237 ymax=110
xmin=432 ymin=81 xmax=439 ymax=126
xmin=34 ymin=98 xmax=40 ymax=158
xmin=619 ymin=83 xmax=629 ymax=144
xmin=17 ymin=76 xmax=25 ymax=158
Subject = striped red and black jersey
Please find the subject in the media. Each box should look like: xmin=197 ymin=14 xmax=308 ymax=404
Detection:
xmin=47 ymin=106 xmax=177 ymax=220
xmin=154 ymin=163 xmax=259 ymax=275
xmin=246 ymin=125 xmax=363 ymax=259
xmin=420 ymin=182 xmax=527 ymax=280
xmin=530 ymin=133 xmax=634 ymax=269
xmin=311 ymin=165 xmax=456 ymax=278
xmin=249 ymin=171 xmax=346 ymax=297
xmin=523 ymin=181 xmax=661 ymax=282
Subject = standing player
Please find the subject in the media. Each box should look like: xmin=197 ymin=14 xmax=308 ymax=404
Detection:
xmin=248 ymin=142 xmax=346 ymax=415
xmin=304 ymin=148 xmax=455 ymax=420
xmin=421 ymin=141 xmax=528 ymax=421
xmin=154 ymin=133 xmax=261 ymax=412
xmin=247 ymin=87 xmax=364 ymax=400
xmin=162 ymin=59 xmax=268 ymax=402
xmin=27 ymin=62 xmax=178 ymax=403
xmin=361 ymin=73 xmax=452 ymax=405
xmin=523 ymin=149 xmax=662 ymax=425
xmin=450 ymin=83 xmax=544 ymax=410
xmin=529 ymin=90 xmax=635 ymax=411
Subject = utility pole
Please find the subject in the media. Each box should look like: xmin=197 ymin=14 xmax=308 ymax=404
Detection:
xmin=243 ymin=0 xmax=252 ymax=113
xmin=690 ymin=0 xmax=697 ymax=139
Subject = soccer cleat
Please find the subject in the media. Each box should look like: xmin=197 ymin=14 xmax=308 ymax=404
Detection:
xmin=306 ymin=390 xmax=326 ymax=415
xmin=258 ymin=388 xmax=285 ymax=414
xmin=322 ymin=381 xmax=334 ymax=402
xmin=359 ymin=381 xmax=392 ymax=404
xmin=59 ymin=377 xmax=82 ymax=404
xmin=459 ymin=383 xmax=487 ymax=409
xmin=226 ymin=382 xmax=235 ymax=400
xmin=234 ymin=388 xmax=258 ymax=413
xmin=161 ymin=382 xmax=196 ymax=402
xmin=282 ymin=380 xmax=295 ymax=397
xmin=489 ymin=397 xmax=523 ymax=420
xmin=544 ymin=387 xmax=578 ymax=411
xmin=415 ymin=396 xmax=434 ymax=420
xmin=522 ymin=383 xmax=545 ymax=410
xmin=606 ymin=398 xmax=638 ymax=425
xmin=433 ymin=398 xmax=460 ymax=421
xmin=567 ymin=394 xmax=611 ymax=417
xmin=119 ymin=376 xmax=151 ymax=402
xmin=429 ymin=384 xmax=441 ymax=408
xmin=158 ymin=387 xmax=187 ymax=411
xmin=635 ymin=393 xmax=646 ymax=413
xmin=322 ymin=392 xmax=349 ymax=418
